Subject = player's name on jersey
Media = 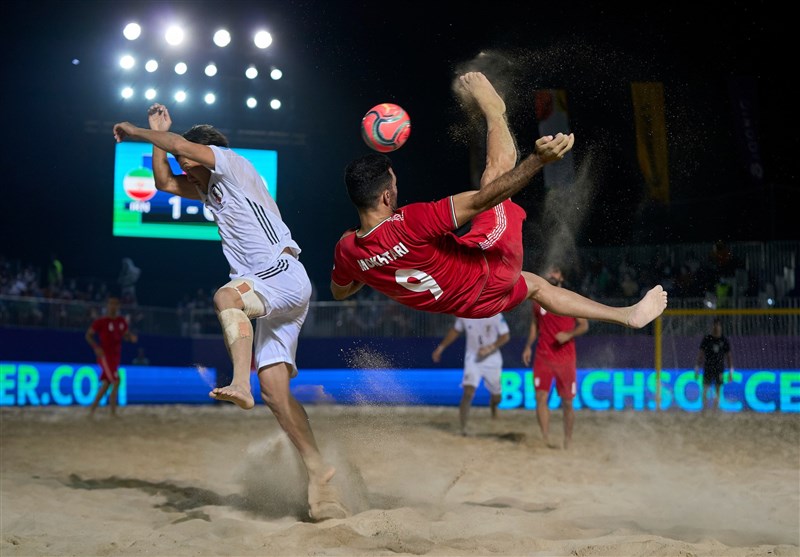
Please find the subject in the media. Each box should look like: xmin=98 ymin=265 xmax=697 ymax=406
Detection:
xmin=357 ymin=242 xmax=410 ymax=271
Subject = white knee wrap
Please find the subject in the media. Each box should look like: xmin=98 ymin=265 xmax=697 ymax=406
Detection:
xmin=222 ymin=279 xmax=267 ymax=319
xmin=218 ymin=308 xmax=252 ymax=347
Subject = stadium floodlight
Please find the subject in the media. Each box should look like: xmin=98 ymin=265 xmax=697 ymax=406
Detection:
xmin=270 ymin=67 xmax=282 ymax=80
xmin=121 ymin=87 xmax=134 ymax=99
xmin=204 ymin=93 xmax=216 ymax=105
xmin=174 ymin=90 xmax=187 ymax=103
xmin=145 ymin=88 xmax=157 ymax=100
xmin=204 ymin=63 xmax=217 ymax=77
xmin=165 ymin=25 xmax=184 ymax=46
xmin=254 ymin=30 xmax=272 ymax=49
xmin=245 ymin=65 xmax=258 ymax=79
xmin=213 ymin=29 xmax=231 ymax=47
xmin=123 ymin=23 xmax=141 ymax=41
xmin=174 ymin=62 xmax=187 ymax=75
xmin=246 ymin=97 xmax=257 ymax=108
xmin=119 ymin=55 xmax=135 ymax=70
xmin=145 ymin=59 xmax=159 ymax=72
xmin=269 ymin=98 xmax=281 ymax=110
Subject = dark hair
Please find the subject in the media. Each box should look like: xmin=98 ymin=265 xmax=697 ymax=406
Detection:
xmin=344 ymin=153 xmax=393 ymax=210
xmin=182 ymin=124 xmax=229 ymax=147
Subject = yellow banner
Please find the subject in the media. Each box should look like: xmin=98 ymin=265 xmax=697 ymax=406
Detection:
xmin=631 ymin=82 xmax=670 ymax=204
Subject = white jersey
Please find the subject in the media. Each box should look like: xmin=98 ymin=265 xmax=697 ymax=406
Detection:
xmin=453 ymin=313 xmax=510 ymax=367
xmin=198 ymin=145 xmax=300 ymax=279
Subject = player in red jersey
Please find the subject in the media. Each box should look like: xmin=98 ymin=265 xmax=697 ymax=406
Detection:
xmin=331 ymin=71 xmax=667 ymax=329
xmin=522 ymin=266 xmax=588 ymax=449
xmin=85 ymin=295 xmax=138 ymax=417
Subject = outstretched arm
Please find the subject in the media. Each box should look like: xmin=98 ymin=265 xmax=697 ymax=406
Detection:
xmin=145 ymin=104 xmax=202 ymax=199
xmin=432 ymin=327 xmax=461 ymax=362
xmin=521 ymin=315 xmax=539 ymax=366
xmin=450 ymin=133 xmax=574 ymax=227
xmin=330 ymin=280 xmax=364 ymax=300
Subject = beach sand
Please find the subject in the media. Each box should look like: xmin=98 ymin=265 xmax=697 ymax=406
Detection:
xmin=1 ymin=404 xmax=798 ymax=556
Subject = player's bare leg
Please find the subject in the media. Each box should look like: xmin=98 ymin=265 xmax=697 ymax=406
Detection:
xmin=524 ymin=272 xmax=667 ymax=329
xmin=459 ymin=385 xmax=477 ymax=435
xmin=535 ymin=389 xmax=557 ymax=448
xmin=489 ymin=393 xmax=501 ymax=419
xmin=210 ymin=286 xmax=256 ymax=409
xmin=456 ymin=71 xmax=517 ymax=186
xmin=88 ymin=380 xmax=111 ymax=418
xmin=259 ymin=363 xmax=348 ymax=521
xmin=562 ymin=399 xmax=575 ymax=449
xmin=108 ymin=380 xmax=120 ymax=417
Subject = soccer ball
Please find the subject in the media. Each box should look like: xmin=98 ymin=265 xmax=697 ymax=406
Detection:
xmin=361 ymin=103 xmax=411 ymax=152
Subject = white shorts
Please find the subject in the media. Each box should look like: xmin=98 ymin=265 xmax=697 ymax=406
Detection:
xmin=243 ymin=254 xmax=311 ymax=378
xmin=462 ymin=355 xmax=503 ymax=395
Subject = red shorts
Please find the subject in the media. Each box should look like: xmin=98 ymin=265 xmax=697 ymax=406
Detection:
xmin=454 ymin=199 xmax=528 ymax=318
xmin=98 ymin=355 xmax=120 ymax=383
xmin=533 ymin=358 xmax=577 ymax=401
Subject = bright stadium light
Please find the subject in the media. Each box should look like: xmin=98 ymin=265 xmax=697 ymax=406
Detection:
xmin=269 ymin=98 xmax=281 ymax=110
xmin=246 ymin=97 xmax=257 ymax=108
xmin=245 ymin=65 xmax=258 ymax=79
xmin=174 ymin=90 xmax=187 ymax=103
xmin=270 ymin=67 xmax=282 ymax=80
xmin=204 ymin=63 xmax=217 ymax=77
xmin=204 ymin=93 xmax=216 ymax=104
xmin=254 ymin=30 xmax=272 ymax=49
xmin=119 ymin=55 xmax=135 ymax=70
xmin=213 ymin=29 xmax=231 ymax=47
xmin=174 ymin=62 xmax=187 ymax=75
xmin=145 ymin=59 xmax=158 ymax=72
xmin=145 ymin=88 xmax=157 ymax=100
xmin=165 ymin=25 xmax=184 ymax=46
xmin=123 ymin=23 xmax=141 ymax=41
xmin=121 ymin=87 xmax=134 ymax=99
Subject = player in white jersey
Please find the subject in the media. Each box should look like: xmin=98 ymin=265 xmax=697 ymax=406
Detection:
xmin=112 ymin=104 xmax=347 ymax=521
xmin=432 ymin=313 xmax=511 ymax=435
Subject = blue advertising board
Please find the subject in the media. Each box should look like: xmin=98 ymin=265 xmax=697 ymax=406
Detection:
xmin=2 ymin=362 xmax=797 ymax=412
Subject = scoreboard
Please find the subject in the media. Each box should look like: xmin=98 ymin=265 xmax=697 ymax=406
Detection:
xmin=112 ymin=142 xmax=278 ymax=240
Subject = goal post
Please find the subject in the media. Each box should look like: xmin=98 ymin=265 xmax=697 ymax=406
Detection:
xmin=654 ymin=308 xmax=800 ymax=411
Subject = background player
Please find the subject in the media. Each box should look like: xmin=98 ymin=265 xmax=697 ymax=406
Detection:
xmin=432 ymin=313 xmax=510 ymax=435
xmin=521 ymin=266 xmax=588 ymax=449
xmin=85 ymin=295 xmax=137 ymax=417
xmin=695 ymin=317 xmax=733 ymax=412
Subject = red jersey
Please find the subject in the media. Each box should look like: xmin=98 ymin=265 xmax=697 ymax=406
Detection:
xmin=532 ymin=301 xmax=577 ymax=366
xmin=91 ymin=316 xmax=129 ymax=362
xmin=332 ymin=198 xmax=525 ymax=318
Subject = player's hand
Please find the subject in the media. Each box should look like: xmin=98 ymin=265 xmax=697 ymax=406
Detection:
xmin=555 ymin=331 xmax=572 ymax=345
xmin=432 ymin=346 xmax=443 ymax=363
xmin=93 ymin=347 xmax=104 ymax=358
xmin=522 ymin=346 xmax=532 ymax=366
xmin=477 ymin=346 xmax=493 ymax=359
xmin=535 ymin=132 xmax=574 ymax=164
xmin=113 ymin=122 xmax=137 ymax=143
xmin=129 ymin=333 xmax=139 ymax=343
xmin=148 ymin=103 xmax=172 ymax=131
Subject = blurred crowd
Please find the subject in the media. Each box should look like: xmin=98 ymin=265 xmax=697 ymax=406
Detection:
xmin=2 ymin=240 xmax=797 ymax=334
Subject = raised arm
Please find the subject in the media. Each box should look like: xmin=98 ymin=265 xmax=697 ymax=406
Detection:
xmin=521 ymin=314 xmax=539 ymax=366
xmin=432 ymin=327 xmax=461 ymax=362
xmin=450 ymin=132 xmax=574 ymax=227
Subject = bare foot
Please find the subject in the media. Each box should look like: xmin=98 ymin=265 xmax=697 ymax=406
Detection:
xmin=626 ymin=285 xmax=668 ymax=329
xmin=456 ymin=71 xmax=506 ymax=118
xmin=308 ymin=466 xmax=349 ymax=521
xmin=209 ymin=383 xmax=254 ymax=409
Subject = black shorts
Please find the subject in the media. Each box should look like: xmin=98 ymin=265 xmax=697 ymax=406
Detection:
xmin=703 ymin=367 xmax=724 ymax=386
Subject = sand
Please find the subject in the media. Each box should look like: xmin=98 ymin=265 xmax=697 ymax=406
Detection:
xmin=1 ymin=404 xmax=798 ymax=557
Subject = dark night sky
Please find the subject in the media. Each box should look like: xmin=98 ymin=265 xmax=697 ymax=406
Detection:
xmin=2 ymin=1 xmax=795 ymax=306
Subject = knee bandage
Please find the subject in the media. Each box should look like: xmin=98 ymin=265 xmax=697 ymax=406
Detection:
xmin=223 ymin=279 xmax=267 ymax=319
xmin=218 ymin=308 xmax=252 ymax=348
